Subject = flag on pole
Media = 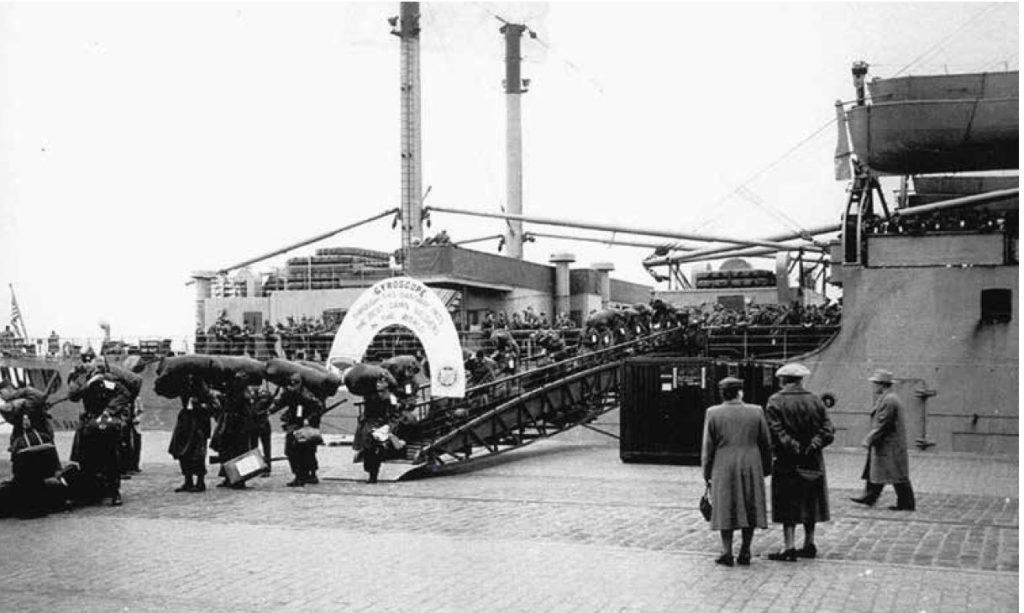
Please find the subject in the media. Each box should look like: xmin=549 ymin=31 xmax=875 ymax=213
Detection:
xmin=9 ymin=285 xmax=27 ymax=339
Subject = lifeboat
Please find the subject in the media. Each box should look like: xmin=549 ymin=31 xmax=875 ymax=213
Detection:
xmin=846 ymin=71 xmax=1019 ymax=174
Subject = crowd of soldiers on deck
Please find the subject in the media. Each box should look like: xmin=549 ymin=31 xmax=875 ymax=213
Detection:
xmin=863 ymin=208 xmax=1017 ymax=237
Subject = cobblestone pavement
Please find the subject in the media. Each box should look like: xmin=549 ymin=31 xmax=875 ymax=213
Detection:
xmin=0 ymin=429 xmax=1017 ymax=612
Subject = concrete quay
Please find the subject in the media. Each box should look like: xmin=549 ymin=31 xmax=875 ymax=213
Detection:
xmin=0 ymin=428 xmax=1017 ymax=612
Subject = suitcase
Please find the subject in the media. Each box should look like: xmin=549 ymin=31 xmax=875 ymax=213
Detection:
xmin=221 ymin=448 xmax=268 ymax=485
xmin=12 ymin=430 xmax=62 ymax=483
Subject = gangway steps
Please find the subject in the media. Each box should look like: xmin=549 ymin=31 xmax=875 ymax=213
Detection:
xmin=385 ymin=326 xmax=681 ymax=478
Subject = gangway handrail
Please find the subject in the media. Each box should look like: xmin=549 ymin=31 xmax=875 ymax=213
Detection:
xmin=418 ymin=358 xmax=623 ymax=460
xmin=407 ymin=326 xmax=684 ymax=444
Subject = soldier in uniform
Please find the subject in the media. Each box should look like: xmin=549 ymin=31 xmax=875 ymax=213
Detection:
xmin=250 ymin=385 xmax=275 ymax=477
xmin=272 ymin=373 xmax=324 ymax=487
xmin=851 ymin=369 xmax=916 ymax=511
xmin=356 ymin=384 xmax=394 ymax=484
xmin=214 ymin=372 xmax=257 ymax=489
xmin=168 ymin=376 xmax=215 ymax=493
xmin=69 ymin=368 xmax=132 ymax=506
xmin=0 ymin=380 xmax=52 ymax=442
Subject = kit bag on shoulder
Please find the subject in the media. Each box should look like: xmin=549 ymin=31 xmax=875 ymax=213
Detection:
xmin=12 ymin=429 xmax=62 ymax=483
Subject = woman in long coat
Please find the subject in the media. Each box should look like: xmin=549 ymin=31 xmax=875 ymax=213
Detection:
xmin=764 ymin=363 xmax=835 ymax=561
xmin=701 ymin=377 xmax=773 ymax=567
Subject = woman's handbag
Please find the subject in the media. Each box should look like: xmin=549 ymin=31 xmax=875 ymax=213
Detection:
xmin=795 ymin=467 xmax=824 ymax=483
xmin=699 ymin=484 xmax=712 ymax=522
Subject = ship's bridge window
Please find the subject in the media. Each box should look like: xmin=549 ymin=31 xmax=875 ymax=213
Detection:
xmin=980 ymin=289 xmax=1012 ymax=324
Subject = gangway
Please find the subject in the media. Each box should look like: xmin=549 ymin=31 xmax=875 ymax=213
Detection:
xmin=385 ymin=327 xmax=686 ymax=479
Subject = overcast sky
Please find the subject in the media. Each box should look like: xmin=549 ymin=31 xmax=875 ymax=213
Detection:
xmin=0 ymin=1 xmax=1017 ymax=342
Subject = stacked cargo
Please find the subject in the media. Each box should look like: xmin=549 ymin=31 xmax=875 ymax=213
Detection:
xmin=262 ymin=247 xmax=396 ymax=294
xmin=693 ymin=269 xmax=776 ymax=289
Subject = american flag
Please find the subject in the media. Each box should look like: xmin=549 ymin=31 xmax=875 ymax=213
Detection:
xmin=10 ymin=290 xmax=24 ymax=339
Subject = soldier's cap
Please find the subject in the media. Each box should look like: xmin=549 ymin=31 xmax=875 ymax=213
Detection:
xmin=775 ymin=363 xmax=811 ymax=378
xmin=868 ymin=369 xmax=894 ymax=384
xmin=718 ymin=376 xmax=744 ymax=390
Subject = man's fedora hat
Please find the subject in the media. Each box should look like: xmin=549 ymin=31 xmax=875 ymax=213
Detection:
xmin=868 ymin=369 xmax=894 ymax=384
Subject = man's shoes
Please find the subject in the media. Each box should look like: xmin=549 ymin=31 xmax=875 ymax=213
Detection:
xmin=796 ymin=544 xmax=817 ymax=559
xmin=767 ymin=549 xmax=798 ymax=562
xmin=193 ymin=481 xmax=206 ymax=493
xmin=850 ymin=496 xmax=876 ymax=506
xmin=174 ymin=483 xmax=194 ymax=493
xmin=714 ymin=553 xmax=734 ymax=567
xmin=305 ymin=474 xmax=319 ymax=485
xmin=110 ymin=493 xmax=123 ymax=507
xmin=736 ymin=551 xmax=751 ymax=566
xmin=887 ymin=505 xmax=915 ymax=511
xmin=286 ymin=479 xmax=305 ymax=487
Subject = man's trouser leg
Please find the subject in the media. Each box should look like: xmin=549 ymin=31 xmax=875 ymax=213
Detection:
xmin=852 ymin=482 xmax=884 ymax=505
xmin=894 ymin=481 xmax=916 ymax=510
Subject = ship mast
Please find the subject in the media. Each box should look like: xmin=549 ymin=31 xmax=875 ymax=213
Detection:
xmin=393 ymin=2 xmax=424 ymax=256
xmin=501 ymin=21 xmax=529 ymax=259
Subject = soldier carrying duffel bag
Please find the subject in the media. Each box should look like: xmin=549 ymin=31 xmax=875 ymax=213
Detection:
xmin=69 ymin=368 xmax=131 ymax=507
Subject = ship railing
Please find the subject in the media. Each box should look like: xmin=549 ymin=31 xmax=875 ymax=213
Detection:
xmin=192 ymin=328 xmax=584 ymax=363
xmin=0 ymin=336 xmax=183 ymax=359
xmin=702 ymin=325 xmax=840 ymax=360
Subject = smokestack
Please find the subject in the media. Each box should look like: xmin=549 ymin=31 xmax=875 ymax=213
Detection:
xmin=549 ymin=252 xmax=575 ymax=321
xmin=395 ymin=2 xmax=424 ymax=254
xmin=501 ymin=22 xmax=528 ymax=259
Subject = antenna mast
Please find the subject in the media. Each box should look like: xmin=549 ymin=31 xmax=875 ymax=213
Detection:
xmin=393 ymin=2 xmax=424 ymax=254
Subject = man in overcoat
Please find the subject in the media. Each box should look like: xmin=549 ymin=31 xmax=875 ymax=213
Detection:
xmin=764 ymin=363 xmax=835 ymax=561
xmin=851 ymin=369 xmax=915 ymax=511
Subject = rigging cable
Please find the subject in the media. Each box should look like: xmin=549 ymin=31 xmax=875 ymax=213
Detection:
xmin=692 ymin=116 xmax=838 ymax=234
xmin=892 ymin=3 xmax=1000 ymax=77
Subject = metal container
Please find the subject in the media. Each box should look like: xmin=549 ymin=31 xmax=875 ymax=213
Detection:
xmin=619 ymin=357 xmax=778 ymax=465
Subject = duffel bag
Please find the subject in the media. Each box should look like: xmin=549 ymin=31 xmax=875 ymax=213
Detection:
xmin=342 ymin=363 xmax=397 ymax=397
xmin=211 ymin=356 xmax=266 ymax=385
xmin=12 ymin=430 xmax=61 ymax=483
xmin=266 ymin=358 xmax=341 ymax=398
xmin=156 ymin=354 xmax=219 ymax=378
xmin=101 ymin=363 xmax=144 ymax=397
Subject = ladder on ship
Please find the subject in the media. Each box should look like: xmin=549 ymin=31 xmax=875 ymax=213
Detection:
xmin=390 ymin=327 xmax=686 ymax=479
